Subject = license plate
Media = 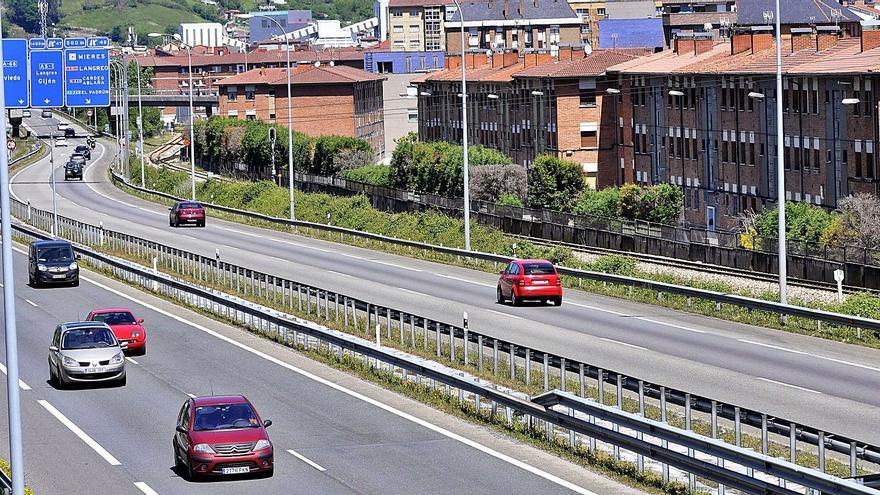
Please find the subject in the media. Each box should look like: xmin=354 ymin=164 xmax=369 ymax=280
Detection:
xmin=222 ymin=466 xmax=250 ymax=475
xmin=52 ymin=274 xmax=66 ymax=279
xmin=84 ymin=367 xmax=103 ymax=373
xmin=532 ymin=280 xmax=549 ymax=285
xmin=186 ymin=218 xmax=197 ymax=222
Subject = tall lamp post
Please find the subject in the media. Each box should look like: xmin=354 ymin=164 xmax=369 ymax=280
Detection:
xmin=452 ymin=0 xmax=472 ymax=251
xmin=770 ymin=4 xmax=788 ymax=305
xmin=150 ymin=33 xmax=196 ymax=200
xmin=668 ymin=89 xmax=685 ymax=190
xmin=240 ymin=14 xmax=296 ymax=220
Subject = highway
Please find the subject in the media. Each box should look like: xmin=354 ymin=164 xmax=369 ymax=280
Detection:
xmin=13 ymin=114 xmax=880 ymax=446
xmin=0 ymin=246 xmax=625 ymax=494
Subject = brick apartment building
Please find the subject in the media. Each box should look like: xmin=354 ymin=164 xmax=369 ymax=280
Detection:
xmin=444 ymin=0 xmax=582 ymax=54
xmin=609 ymin=25 xmax=880 ymax=230
xmin=216 ymin=65 xmax=386 ymax=159
xmin=415 ymin=46 xmax=649 ymax=188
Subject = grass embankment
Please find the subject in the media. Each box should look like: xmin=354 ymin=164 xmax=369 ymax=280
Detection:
xmin=124 ymin=164 xmax=880 ymax=348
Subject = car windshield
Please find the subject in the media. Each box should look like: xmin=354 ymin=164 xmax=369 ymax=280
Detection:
xmin=193 ymin=404 xmax=259 ymax=431
xmin=523 ymin=262 xmax=556 ymax=275
xmin=91 ymin=312 xmax=136 ymax=325
xmin=180 ymin=202 xmax=202 ymax=209
xmin=62 ymin=327 xmax=117 ymax=350
xmin=37 ymin=245 xmax=74 ymax=262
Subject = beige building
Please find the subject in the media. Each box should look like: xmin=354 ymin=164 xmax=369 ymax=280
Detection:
xmin=384 ymin=0 xmax=449 ymax=51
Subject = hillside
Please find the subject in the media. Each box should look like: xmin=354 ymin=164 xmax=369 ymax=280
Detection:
xmin=8 ymin=0 xmax=373 ymax=40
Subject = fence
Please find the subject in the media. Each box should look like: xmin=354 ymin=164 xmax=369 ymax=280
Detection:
xmin=11 ymin=195 xmax=880 ymax=490
xmin=286 ymin=172 xmax=880 ymax=290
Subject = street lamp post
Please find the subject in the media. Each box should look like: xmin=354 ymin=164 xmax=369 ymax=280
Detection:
xmin=668 ymin=90 xmax=685 ymax=191
xmin=242 ymin=14 xmax=296 ymax=220
xmin=452 ymin=0 xmax=472 ymax=251
xmin=771 ymin=3 xmax=788 ymax=305
xmin=151 ymin=33 xmax=197 ymax=200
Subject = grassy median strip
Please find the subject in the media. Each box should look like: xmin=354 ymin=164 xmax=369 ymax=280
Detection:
xmin=115 ymin=164 xmax=880 ymax=351
xmin=28 ymin=226 xmax=863 ymax=485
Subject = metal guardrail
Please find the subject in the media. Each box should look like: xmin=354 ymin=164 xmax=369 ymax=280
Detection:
xmin=0 ymin=469 xmax=11 ymax=495
xmin=113 ymin=172 xmax=880 ymax=336
xmin=8 ymin=211 xmax=879 ymax=495
xmin=12 ymin=195 xmax=880 ymax=478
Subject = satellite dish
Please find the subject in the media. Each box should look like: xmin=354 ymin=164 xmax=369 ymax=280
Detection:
xmin=314 ymin=61 xmax=320 ymax=67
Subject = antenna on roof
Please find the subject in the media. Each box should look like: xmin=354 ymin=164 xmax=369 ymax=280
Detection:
xmin=314 ymin=61 xmax=320 ymax=67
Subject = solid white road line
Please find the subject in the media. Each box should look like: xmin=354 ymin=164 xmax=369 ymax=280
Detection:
xmin=24 ymin=299 xmax=38 ymax=307
xmin=397 ymin=287 xmax=427 ymax=296
xmin=0 ymin=363 xmax=32 ymax=391
xmin=37 ymin=399 xmax=122 ymax=465
xmin=133 ymin=482 xmax=160 ymax=495
xmin=755 ymin=377 xmax=822 ymax=395
xmin=598 ymin=338 xmax=648 ymax=351
xmin=487 ymin=309 xmax=524 ymax=320
xmin=287 ymin=449 xmax=326 ymax=472
xmin=125 ymin=357 xmax=139 ymax=365
xmin=738 ymin=338 xmax=880 ymax=373
xmin=369 ymin=259 xmax=421 ymax=272
xmin=326 ymin=270 xmax=353 ymax=278
xmin=79 ymin=275 xmax=598 ymax=495
xmin=436 ymin=274 xmax=495 ymax=288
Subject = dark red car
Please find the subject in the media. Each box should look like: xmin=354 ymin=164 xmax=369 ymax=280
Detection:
xmin=169 ymin=201 xmax=206 ymax=227
xmin=87 ymin=308 xmax=147 ymax=355
xmin=496 ymin=259 xmax=563 ymax=306
xmin=174 ymin=395 xmax=274 ymax=480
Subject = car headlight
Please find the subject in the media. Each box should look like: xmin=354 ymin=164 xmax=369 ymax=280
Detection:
xmin=253 ymin=439 xmax=271 ymax=451
xmin=62 ymin=356 xmax=78 ymax=367
xmin=110 ymin=352 xmax=123 ymax=364
xmin=68 ymin=262 xmax=78 ymax=270
xmin=37 ymin=264 xmax=47 ymax=272
xmin=193 ymin=444 xmax=215 ymax=454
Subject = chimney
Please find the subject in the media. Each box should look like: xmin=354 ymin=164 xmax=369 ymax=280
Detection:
xmin=674 ymin=32 xmax=695 ymax=55
xmin=519 ymin=0 xmax=524 ymax=16
xmin=816 ymin=25 xmax=840 ymax=51
xmin=731 ymin=30 xmax=751 ymax=55
xmin=694 ymin=32 xmax=714 ymax=55
xmin=790 ymin=27 xmax=813 ymax=52
xmin=503 ymin=0 xmax=508 ymax=17
xmin=502 ymin=50 xmax=518 ymax=67
xmin=860 ymin=24 xmax=880 ymax=52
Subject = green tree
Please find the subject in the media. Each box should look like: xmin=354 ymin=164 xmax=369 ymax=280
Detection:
xmin=527 ymin=155 xmax=584 ymax=211
xmin=753 ymin=201 xmax=836 ymax=245
xmin=573 ymin=187 xmax=621 ymax=218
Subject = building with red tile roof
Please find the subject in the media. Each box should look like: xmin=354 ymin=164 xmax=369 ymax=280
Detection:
xmin=607 ymin=25 xmax=880 ymax=229
xmin=214 ymin=65 xmax=386 ymax=162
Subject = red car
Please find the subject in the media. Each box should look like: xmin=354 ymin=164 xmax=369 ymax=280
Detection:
xmin=174 ymin=395 xmax=274 ymax=480
xmin=169 ymin=201 xmax=206 ymax=227
xmin=496 ymin=259 xmax=563 ymax=306
xmin=87 ymin=309 xmax=147 ymax=355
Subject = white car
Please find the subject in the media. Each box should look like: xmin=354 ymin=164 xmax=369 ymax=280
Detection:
xmin=22 ymin=110 xmax=31 ymax=118
xmin=57 ymin=122 xmax=69 ymax=131
xmin=54 ymin=136 xmax=68 ymax=147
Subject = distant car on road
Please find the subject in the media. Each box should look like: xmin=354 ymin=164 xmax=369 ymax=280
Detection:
xmin=64 ymin=127 xmax=76 ymax=138
xmin=496 ymin=259 xmax=563 ymax=306
xmin=87 ymin=309 xmax=147 ymax=355
xmin=173 ymin=395 xmax=273 ymax=480
xmin=64 ymin=161 xmax=83 ymax=181
xmin=169 ymin=201 xmax=206 ymax=227
xmin=74 ymin=144 xmax=91 ymax=160
xmin=41 ymin=109 xmax=51 ymax=118
xmin=48 ymin=322 xmax=127 ymax=388
xmin=22 ymin=110 xmax=30 ymax=118
xmin=54 ymin=136 xmax=68 ymax=147
xmin=57 ymin=122 xmax=69 ymax=131
xmin=70 ymin=153 xmax=86 ymax=167
xmin=28 ymin=239 xmax=79 ymax=287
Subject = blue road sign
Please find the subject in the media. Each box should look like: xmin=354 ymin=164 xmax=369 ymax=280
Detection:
xmin=30 ymin=49 xmax=64 ymax=108
xmin=64 ymin=42 xmax=110 ymax=107
xmin=29 ymin=38 xmax=46 ymax=50
xmin=47 ymin=38 xmax=63 ymax=50
xmin=2 ymin=39 xmax=29 ymax=108
xmin=64 ymin=38 xmax=87 ymax=49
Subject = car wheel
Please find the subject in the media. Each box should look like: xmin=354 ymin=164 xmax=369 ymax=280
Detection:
xmin=510 ymin=291 xmax=519 ymax=307
xmin=496 ymin=287 xmax=505 ymax=304
xmin=137 ymin=343 xmax=147 ymax=356
xmin=71 ymin=278 xmax=79 ymax=288
xmin=57 ymin=368 xmax=69 ymax=389
xmin=553 ymin=296 xmax=563 ymax=306
xmin=117 ymin=373 xmax=127 ymax=387
xmin=262 ymin=466 xmax=274 ymax=478
xmin=185 ymin=457 xmax=196 ymax=481
xmin=173 ymin=441 xmax=185 ymax=472
xmin=49 ymin=364 xmax=58 ymax=387
xmin=28 ymin=273 xmax=34 ymax=286
xmin=197 ymin=220 xmax=205 ymax=228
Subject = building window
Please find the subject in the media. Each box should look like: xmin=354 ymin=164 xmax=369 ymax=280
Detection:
xmin=410 ymin=25 xmax=420 ymax=32
xmin=580 ymin=129 xmax=597 ymax=148
xmin=393 ymin=25 xmax=404 ymax=33
xmin=227 ymin=88 xmax=237 ymax=101
xmin=407 ymin=108 xmax=418 ymax=123
xmin=410 ymin=39 xmax=420 ymax=48
xmin=393 ymin=41 xmax=405 ymax=49
xmin=579 ymin=79 xmax=596 ymax=107
xmin=856 ymin=148 xmax=863 ymax=177
xmin=597 ymin=7 xmax=606 ymax=15
xmin=227 ymin=110 xmax=238 ymax=118
xmin=246 ymin=90 xmax=255 ymax=100
xmin=392 ymin=9 xmax=403 ymax=16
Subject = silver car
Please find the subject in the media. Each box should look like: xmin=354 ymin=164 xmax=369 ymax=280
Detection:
xmin=48 ymin=322 xmax=127 ymax=388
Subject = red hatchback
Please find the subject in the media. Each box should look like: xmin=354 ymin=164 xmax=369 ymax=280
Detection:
xmin=174 ymin=395 xmax=274 ymax=480
xmin=496 ymin=259 xmax=563 ymax=306
xmin=169 ymin=201 xmax=206 ymax=227
xmin=87 ymin=308 xmax=147 ymax=355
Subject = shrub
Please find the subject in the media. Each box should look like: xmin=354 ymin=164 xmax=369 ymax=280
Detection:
xmin=469 ymin=164 xmax=527 ymax=203
xmin=332 ymin=149 xmax=374 ymax=174
xmin=573 ymin=187 xmax=620 ymax=219
xmin=497 ymin=193 xmax=524 ymax=207
xmin=753 ymin=202 xmax=836 ymax=245
xmin=833 ymin=292 xmax=880 ymax=320
xmin=527 ymin=155 xmax=583 ymax=211
xmin=341 ymin=165 xmax=392 ymax=186
xmin=618 ymin=183 xmax=683 ymax=224
xmin=591 ymin=255 xmax=637 ymax=276
xmin=312 ymin=135 xmax=373 ymax=176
